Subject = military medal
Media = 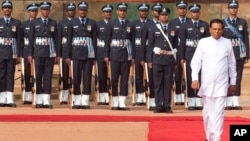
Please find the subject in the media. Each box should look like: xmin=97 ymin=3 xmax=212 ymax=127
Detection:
xmin=87 ymin=25 xmax=92 ymax=31
xmin=200 ymin=27 xmax=204 ymax=33
xmin=170 ymin=30 xmax=175 ymax=36
xmin=12 ymin=26 xmax=16 ymax=32
xmin=51 ymin=26 xmax=54 ymax=32
xmin=126 ymin=27 xmax=131 ymax=33
xmin=238 ymin=25 xmax=243 ymax=31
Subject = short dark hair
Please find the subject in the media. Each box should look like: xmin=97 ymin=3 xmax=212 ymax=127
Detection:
xmin=210 ymin=18 xmax=224 ymax=29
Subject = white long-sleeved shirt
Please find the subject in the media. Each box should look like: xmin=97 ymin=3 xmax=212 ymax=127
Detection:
xmin=191 ymin=36 xmax=237 ymax=97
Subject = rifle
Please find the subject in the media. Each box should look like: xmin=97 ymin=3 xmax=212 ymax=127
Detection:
xmin=106 ymin=62 xmax=112 ymax=109
xmin=183 ymin=62 xmax=188 ymax=109
xmin=144 ymin=63 xmax=150 ymax=110
xmin=69 ymin=60 xmax=74 ymax=109
xmin=58 ymin=58 xmax=63 ymax=104
xmin=130 ymin=64 xmax=136 ymax=105
xmin=93 ymin=63 xmax=99 ymax=105
xmin=20 ymin=58 xmax=25 ymax=103
xmin=31 ymin=59 xmax=36 ymax=108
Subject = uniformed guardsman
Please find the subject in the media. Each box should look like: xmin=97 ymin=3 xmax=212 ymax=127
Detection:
xmin=29 ymin=1 xmax=58 ymax=109
xmin=169 ymin=0 xmax=190 ymax=106
xmin=66 ymin=1 xmax=97 ymax=109
xmin=147 ymin=7 xmax=177 ymax=113
xmin=57 ymin=2 xmax=76 ymax=105
xmin=108 ymin=2 xmax=134 ymax=110
xmin=141 ymin=2 xmax=162 ymax=110
xmin=179 ymin=4 xmax=210 ymax=110
xmin=20 ymin=3 xmax=39 ymax=104
xmin=0 ymin=0 xmax=21 ymax=108
xmin=223 ymin=0 xmax=249 ymax=110
xmin=132 ymin=3 xmax=150 ymax=106
xmin=96 ymin=4 xmax=113 ymax=105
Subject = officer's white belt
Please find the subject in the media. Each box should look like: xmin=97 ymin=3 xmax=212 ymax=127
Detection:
xmin=111 ymin=39 xmax=128 ymax=48
xmin=0 ymin=37 xmax=13 ymax=45
xmin=153 ymin=47 xmax=173 ymax=55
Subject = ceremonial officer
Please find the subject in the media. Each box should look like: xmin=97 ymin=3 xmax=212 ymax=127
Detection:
xmin=169 ymin=0 xmax=190 ymax=105
xmin=20 ymin=3 xmax=39 ymax=104
xmin=29 ymin=1 xmax=58 ymax=109
xmin=0 ymin=0 xmax=21 ymax=107
xmin=133 ymin=3 xmax=150 ymax=106
xmin=108 ymin=2 xmax=134 ymax=110
xmin=57 ymin=2 xmax=76 ymax=105
xmin=141 ymin=2 xmax=162 ymax=110
xmin=66 ymin=2 xmax=97 ymax=109
xmin=179 ymin=4 xmax=210 ymax=110
xmin=96 ymin=4 xmax=113 ymax=105
xmin=223 ymin=0 xmax=249 ymax=110
xmin=147 ymin=7 xmax=178 ymax=113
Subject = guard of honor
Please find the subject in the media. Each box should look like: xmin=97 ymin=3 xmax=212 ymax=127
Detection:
xmin=133 ymin=3 xmax=150 ymax=106
xmin=95 ymin=4 xmax=113 ymax=105
xmin=66 ymin=2 xmax=97 ymax=109
xmin=169 ymin=1 xmax=190 ymax=106
xmin=57 ymin=2 xmax=76 ymax=105
xmin=179 ymin=3 xmax=210 ymax=110
xmin=141 ymin=2 xmax=163 ymax=111
xmin=147 ymin=7 xmax=178 ymax=113
xmin=223 ymin=0 xmax=249 ymax=110
xmin=108 ymin=2 xmax=134 ymax=110
xmin=29 ymin=1 xmax=58 ymax=109
xmin=0 ymin=0 xmax=21 ymax=107
xmin=1 ymin=1 xmax=249 ymax=113
xmin=20 ymin=2 xmax=39 ymax=104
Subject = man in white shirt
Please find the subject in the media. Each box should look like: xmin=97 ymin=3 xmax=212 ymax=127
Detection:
xmin=191 ymin=19 xmax=236 ymax=141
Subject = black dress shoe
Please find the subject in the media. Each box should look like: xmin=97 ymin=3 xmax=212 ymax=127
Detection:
xmin=180 ymin=102 xmax=185 ymax=105
xmin=81 ymin=105 xmax=90 ymax=109
xmin=23 ymin=101 xmax=32 ymax=104
xmin=0 ymin=103 xmax=5 ymax=107
xmin=134 ymin=102 xmax=146 ymax=106
xmin=60 ymin=101 xmax=68 ymax=105
xmin=35 ymin=104 xmax=43 ymax=108
xmin=72 ymin=105 xmax=82 ymax=109
xmin=225 ymin=106 xmax=233 ymax=110
xmin=98 ymin=102 xmax=109 ymax=105
xmin=187 ymin=107 xmax=196 ymax=111
xmin=154 ymin=107 xmax=164 ymax=113
xmin=119 ymin=107 xmax=130 ymax=111
xmin=149 ymin=106 xmax=156 ymax=111
xmin=175 ymin=102 xmax=182 ymax=105
xmin=5 ymin=103 xmax=17 ymax=108
xmin=43 ymin=105 xmax=53 ymax=109
xmin=111 ymin=107 xmax=119 ymax=110
xmin=233 ymin=106 xmax=243 ymax=110
xmin=195 ymin=106 xmax=203 ymax=110
xmin=165 ymin=107 xmax=173 ymax=114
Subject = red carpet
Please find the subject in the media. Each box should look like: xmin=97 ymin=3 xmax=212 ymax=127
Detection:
xmin=1 ymin=115 xmax=250 ymax=141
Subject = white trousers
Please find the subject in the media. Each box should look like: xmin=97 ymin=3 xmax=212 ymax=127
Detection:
xmin=202 ymin=96 xmax=226 ymax=141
